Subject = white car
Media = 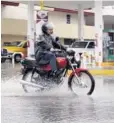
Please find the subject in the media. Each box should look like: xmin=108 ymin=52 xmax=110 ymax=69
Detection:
xmin=68 ymin=41 xmax=95 ymax=53
xmin=66 ymin=41 xmax=95 ymax=62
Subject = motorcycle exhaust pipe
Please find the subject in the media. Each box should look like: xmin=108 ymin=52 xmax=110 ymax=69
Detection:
xmin=20 ymin=80 xmax=46 ymax=89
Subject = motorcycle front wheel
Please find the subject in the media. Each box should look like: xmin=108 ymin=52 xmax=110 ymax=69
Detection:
xmin=68 ymin=70 xmax=95 ymax=95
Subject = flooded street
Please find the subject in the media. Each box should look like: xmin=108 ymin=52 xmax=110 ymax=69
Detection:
xmin=1 ymin=62 xmax=114 ymax=123
xmin=1 ymin=1 xmax=114 ymax=122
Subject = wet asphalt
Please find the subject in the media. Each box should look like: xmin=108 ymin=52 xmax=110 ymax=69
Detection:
xmin=1 ymin=62 xmax=114 ymax=123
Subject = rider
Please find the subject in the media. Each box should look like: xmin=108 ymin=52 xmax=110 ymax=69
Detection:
xmin=35 ymin=22 xmax=66 ymax=75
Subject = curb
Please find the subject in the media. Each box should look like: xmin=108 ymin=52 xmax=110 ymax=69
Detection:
xmin=96 ymin=62 xmax=114 ymax=67
xmin=89 ymin=70 xmax=114 ymax=75
xmin=67 ymin=70 xmax=114 ymax=76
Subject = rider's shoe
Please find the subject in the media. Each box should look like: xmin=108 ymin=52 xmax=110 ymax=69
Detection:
xmin=49 ymin=70 xmax=56 ymax=76
xmin=54 ymin=69 xmax=63 ymax=77
xmin=50 ymin=69 xmax=63 ymax=77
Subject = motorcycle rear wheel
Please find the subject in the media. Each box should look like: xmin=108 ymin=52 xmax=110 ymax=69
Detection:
xmin=22 ymin=70 xmax=63 ymax=93
xmin=22 ymin=71 xmax=43 ymax=93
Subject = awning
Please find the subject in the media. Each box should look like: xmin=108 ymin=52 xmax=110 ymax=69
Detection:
xmin=104 ymin=29 xmax=114 ymax=33
xmin=1 ymin=1 xmax=19 ymax=6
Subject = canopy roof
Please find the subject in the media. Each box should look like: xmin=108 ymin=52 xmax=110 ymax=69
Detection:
xmin=2 ymin=1 xmax=114 ymax=10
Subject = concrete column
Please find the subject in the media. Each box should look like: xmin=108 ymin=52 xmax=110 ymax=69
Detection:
xmin=78 ymin=4 xmax=84 ymax=41
xmin=27 ymin=1 xmax=35 ymax=56
xmin=1 ymin=5 xmax=5 ymax=18
xmin=94 ymin=0 xmax=104 ymax=65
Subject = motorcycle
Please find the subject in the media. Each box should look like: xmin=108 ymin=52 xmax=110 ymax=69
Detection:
xmin=20 ymin=49 xmax=95 ymax=95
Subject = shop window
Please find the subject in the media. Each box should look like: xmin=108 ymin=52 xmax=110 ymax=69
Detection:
xmin=64 ymin=38 xmax=74 ymax=45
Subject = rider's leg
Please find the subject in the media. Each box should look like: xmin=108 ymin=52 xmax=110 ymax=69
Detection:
xmin=45 ymin=52 xmax=57 ymax=72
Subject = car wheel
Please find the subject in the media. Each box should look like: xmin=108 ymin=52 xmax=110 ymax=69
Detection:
xmin=1 ymin=58 xmax=6 ymax=63
xmin=14 ymin=54 xmax=22 ymax=63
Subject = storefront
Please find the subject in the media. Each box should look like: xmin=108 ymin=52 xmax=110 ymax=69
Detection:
xmin=103 ymin=29 xmax=114 ymax=62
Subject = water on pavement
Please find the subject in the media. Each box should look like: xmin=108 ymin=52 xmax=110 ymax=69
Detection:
xmin=1 ymin=62 xmax=114 ymax=123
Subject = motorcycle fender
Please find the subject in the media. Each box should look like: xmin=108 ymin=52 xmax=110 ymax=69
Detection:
xmin=68 ymin=68 xmax=87 ymax=82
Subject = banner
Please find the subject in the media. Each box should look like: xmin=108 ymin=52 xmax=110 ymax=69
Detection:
xmin=36 ymin=10 xmax=48 ymax=38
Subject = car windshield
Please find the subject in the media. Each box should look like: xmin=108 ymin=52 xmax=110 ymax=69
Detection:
xmin=17 ymin=42 xmax=24 ymax=47
xmin=72 ymin=42 xmax=88 ymax=48
xmin=88 ymin=42 xmax=95 ymax=48
xmin=3 ymin=42 xmax=21 ymax=46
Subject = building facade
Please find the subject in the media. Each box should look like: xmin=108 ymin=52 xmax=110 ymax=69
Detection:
xmin=1 ymin=4 xmax=114 ymax=45
xmin=1 ymin=3 xmax=95 ymax=44
xmin=1 ymin=2 xmax=114 ymax=62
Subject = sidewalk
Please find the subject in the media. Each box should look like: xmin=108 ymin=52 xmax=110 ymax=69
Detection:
xmin=81 ymin=62 xmax=114 ymax=75
xmin=88 ymin=62 xmax=114 ymax=75
xmin=67 ymin=66 xmax=114 ymax=76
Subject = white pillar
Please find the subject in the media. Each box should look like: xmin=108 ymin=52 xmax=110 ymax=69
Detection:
xmin=78 ymin=4 xmax=84 ymax=41
xmin=94 ymin=0 xmax=104 ymax=66
xmin=1 ymin=5 xmax=5 ymax=18
xmin=27 ymin=1 xmax=35 ymax=57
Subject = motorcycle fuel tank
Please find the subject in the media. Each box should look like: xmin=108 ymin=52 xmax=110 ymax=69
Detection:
xmin=56 ymin=57 xmax=67 ymax=69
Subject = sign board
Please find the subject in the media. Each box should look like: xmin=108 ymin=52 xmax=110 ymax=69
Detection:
xmin=36 ymin=10 xmax=48 ymax=38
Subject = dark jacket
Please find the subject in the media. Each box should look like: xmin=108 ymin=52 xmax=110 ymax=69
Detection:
xmin=35 ymin=34 xmax=66 ymax=65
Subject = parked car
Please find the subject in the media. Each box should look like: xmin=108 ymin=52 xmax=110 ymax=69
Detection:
xmin=3 ymin=41 xmax=21 ymax=46
xmin=3 ymin=40 xmax=28 ymax=63
xmin=68 ymin=41 xmax=95 ymax=53
xmin=1 ymin=48 xmax=8 ymax=63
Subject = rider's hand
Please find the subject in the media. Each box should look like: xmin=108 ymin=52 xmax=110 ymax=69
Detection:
xmin=50 ymin=48 xmax=54 ymax=51
xmin=62 ymin=46 xmax=67 ymax=51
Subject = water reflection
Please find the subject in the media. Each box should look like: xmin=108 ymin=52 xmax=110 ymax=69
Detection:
xmin=34 ymin=96 xmax=99 ymax=123
xmin=2 ymin=95 xmax=114 ymax=123
xmin=1 ymin=62 xmax=21 ymax=82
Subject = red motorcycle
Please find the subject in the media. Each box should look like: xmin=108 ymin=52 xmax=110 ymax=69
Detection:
xmin=20 ymin=50 xmax=95 ymax=95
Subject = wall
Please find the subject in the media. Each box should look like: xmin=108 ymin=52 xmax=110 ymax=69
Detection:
xmin=2 ymin=4 xmax=36 ymax=20
xmin=1 ymin=18 xmax=95 ymax=40
xmin=1 ymin=19 xmax=27 ymax=36
xmin=1 ymin=34 xmax=25 ymax=43
xmin=1 ymin=3 xmax=95 ymax=41
xmin=102 ymin=6 xmax=114 ymax=16
xmin=48 ymin=11 xmax=79 ymax=24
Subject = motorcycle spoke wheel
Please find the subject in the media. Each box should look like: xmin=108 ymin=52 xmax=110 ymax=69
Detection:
xmin=69 ymin=71 xmax=95 ymax=95
xmin=22 ymin=71 xmax=43 ymax=93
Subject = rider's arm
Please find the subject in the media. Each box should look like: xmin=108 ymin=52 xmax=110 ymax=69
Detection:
xmin=36 ymin=35 xmax=51 ymax=50
xmin=37 ymin=40 xmax=51 ymax=51
xmin=52 ymin=40 xmax=67 ymax=51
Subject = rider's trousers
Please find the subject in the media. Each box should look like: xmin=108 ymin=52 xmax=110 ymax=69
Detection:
xmin=44 ymin=52 xmax=57 ymax=71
